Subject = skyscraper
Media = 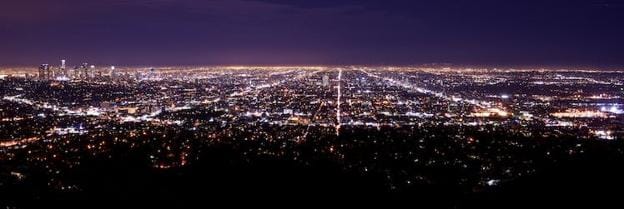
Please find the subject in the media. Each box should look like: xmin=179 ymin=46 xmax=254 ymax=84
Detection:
xmin=90 ymin=65 xmax=96 ymax=80
xmin=110 ymin=66 xmax=116 ymax=78
xmin=38 ymin=64 xmax=46 ymax=80
xmin=38 ymin=64 xmax=50 ymax=80
xmin=46 ymin=64 xmax=52 ymax=80
xmin=81 ymin=63 xmax=89 ymax=79
xmin=61 ymin=59 xmax=67 ymax=77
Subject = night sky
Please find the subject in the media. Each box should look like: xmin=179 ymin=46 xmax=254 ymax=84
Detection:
xmin=1 ymin=0 xmax=623 ymax=66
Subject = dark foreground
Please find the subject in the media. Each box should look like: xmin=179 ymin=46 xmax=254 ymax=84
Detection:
xmin=2 ymin=143 xmax=623 ymax=209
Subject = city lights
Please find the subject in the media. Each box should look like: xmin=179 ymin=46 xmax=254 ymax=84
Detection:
xmin=0 ymin=64 xmax=622 ymax=207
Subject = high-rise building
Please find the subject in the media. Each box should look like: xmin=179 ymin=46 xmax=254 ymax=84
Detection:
xmin=38 ymin=64 xmax=50 ymax=80
xmin=60 ymin=59 xmax=67 ymax=76
xmin=81 ymin=63 xmax=89 ymax=79
xmin=90 ymin=65 xmax=96 ymax=80
xmin=46 ymin=65 xmax=52 ymax=80
xmin=38 ymin=64 xmax=46 ymax=80
xmin=110 ymin=66 xmax=117 ymax=79
xmin=110 ymin=66 xmax=115 ymax=75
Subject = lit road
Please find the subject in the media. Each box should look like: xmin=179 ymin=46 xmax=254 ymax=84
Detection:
xmin=336 ymin=68 xmax=342 ymax=136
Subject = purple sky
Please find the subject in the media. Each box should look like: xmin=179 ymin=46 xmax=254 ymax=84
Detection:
xmin=1 ymin=0 xmax=623 ymax=67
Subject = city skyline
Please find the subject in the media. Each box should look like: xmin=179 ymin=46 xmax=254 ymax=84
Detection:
xmin=1 ymin=65 xmax=623 ymax=208
xmin=1 ymin=1 xmax=624 ymax=208
xmin=4 ymin=58 xmax=624 ymax=70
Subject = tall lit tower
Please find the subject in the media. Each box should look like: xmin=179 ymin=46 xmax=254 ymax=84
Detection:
xmin=38 ymin=64 xmax=50 ymax=80
xmin=81 ymin=63 xmax=88 ymax=79
xmin=90 ymin=65 xmax=95 ymax=80
xmin=110 ymin=66 xmax=116 ymax=78
xmin=45 ymin=64 xmax=52 ymax=80
xmin=38 ymin=64 xmax=46 ymax=80
xmin=61 ymin=59 xmax=66 ymax=76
